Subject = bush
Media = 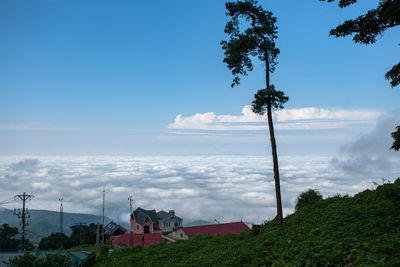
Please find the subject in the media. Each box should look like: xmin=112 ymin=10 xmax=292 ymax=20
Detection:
xmin=295 ymin=189 xmax=323 ymax=211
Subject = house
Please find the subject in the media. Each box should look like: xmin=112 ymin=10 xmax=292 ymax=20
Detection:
xmin=157 ymin=210 xmax=183 ymax=233
xmin=131 ymin=207 xmax=160 ymax=234
xmin=167 ymin=221 xmax=250 ymax=241
xmin=111 ymin=233 xmax=168 ymax=247
xmin=104 ymin=221 xmax=127 ymax=242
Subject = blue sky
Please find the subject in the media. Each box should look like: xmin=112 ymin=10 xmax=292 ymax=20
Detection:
xmin=0 ymin=0 xmax=399 ymax=155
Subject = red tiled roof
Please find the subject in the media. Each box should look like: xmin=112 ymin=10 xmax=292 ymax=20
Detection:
xmin=182 ymin=221 xmax=250 ymax=237
xmin=112 ymin=233 xmax=168 ymax=247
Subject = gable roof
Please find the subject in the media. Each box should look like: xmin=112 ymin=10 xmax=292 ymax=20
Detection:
xmin=112 ymin=233 xmax=168 ymax=247
xmin=104 ymin=221 xmax=127 ymax=235
xmin=157 ymin=210 xmax=170 ymax=220
xmin=180 ymin=222 xmax=250 ymax=237
xmin=133 ymin=207 xmax=159 ymax=225
xmin=157 ymin=210 xmax=182 ymax=221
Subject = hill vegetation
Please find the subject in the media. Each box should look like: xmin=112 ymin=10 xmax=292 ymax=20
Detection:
xmin=95 ymin=179 xmax=400 ymax=266
xmin=0 ymin=209 xmax=112 ymax=244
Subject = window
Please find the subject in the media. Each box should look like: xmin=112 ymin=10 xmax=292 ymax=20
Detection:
xmin=137 ymin=225 xmax=139 ymax=230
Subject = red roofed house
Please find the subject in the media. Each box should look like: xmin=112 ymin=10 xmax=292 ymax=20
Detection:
xmin=112 ymin=233 xmax=168 ymax=247
xmin=167 ymin=221 xmax=250 ymax=241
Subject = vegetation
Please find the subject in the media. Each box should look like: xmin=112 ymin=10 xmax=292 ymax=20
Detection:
xmin=38 ymin=233 xmax=72 ymax=250
xmin=221 ymin=0 xmax=288 ymax=226
xmin=95 ymin=179 xmax=400 ymax=266
xmin=391 ymin=126 xmax=400 ymax=151
xmin=320 ymin=0 xmax=399 ymax=87
xmin=5 ymin=252 xmax=71 ymax=267
xmin=320 ymin=0 xmax=400 ymax=150
xmin=37 ymin=223 xmax=103 ymax=251
xmin=0 ymin=224 xmax=34 ymax=251
xmin=295 ymin=189 xmax=323 ymax=211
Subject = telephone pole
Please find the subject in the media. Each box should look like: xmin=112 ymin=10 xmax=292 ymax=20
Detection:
xmin=73 ymin=222 xmax=86 ymax=246
xmin=128 ymin=196 xmax=133 ymax=247
xmin=14 ymin=192 xmax=33 ymax=251
xmin=102 ymin=188 xmax=105 ymax=244
xmin=59 ymin=197 xmax=64 ymax=234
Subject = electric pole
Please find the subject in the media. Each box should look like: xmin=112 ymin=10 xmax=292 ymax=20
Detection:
xmin=14 ymin=192 xmax=33 ymax=251
xmin=73 ymin=222 xmax=86 ymax=246
xmin=59 ymin=197 xmax=64 ymax=234
xmin=102 ymin=188 xmax=105 ymax=244
xmin=128 ymin=196 xmax=133 ymax=247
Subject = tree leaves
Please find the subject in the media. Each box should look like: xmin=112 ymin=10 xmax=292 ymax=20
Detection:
xmin=391 ymin=125 xmax=400 ymax=151
xmin=221 ymin=0 xmax=279 ymax=87
xmin=251 ymin=85 xmax=288 ymax=115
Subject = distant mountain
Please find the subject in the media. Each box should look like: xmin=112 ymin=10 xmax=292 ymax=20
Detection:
xmin=183 ymin=219 xmax=214 ymax=227
xmin=0 ymin=209 xmax=112 ymax=244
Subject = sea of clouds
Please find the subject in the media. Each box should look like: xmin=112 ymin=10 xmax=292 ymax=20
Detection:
xmin=0 ymin=109 xmax=398 ymax=226
xmin=0 ymin=153 xmax=398 ymax=226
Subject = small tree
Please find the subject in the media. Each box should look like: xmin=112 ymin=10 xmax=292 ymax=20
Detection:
xmin=221 ymin=0 xmax=288 ymax=226
xmin=39 ymin=232 xmax=72 ymax=250
xmin=0 ymin=224 xmax=19 ymax=251
xmin=295 ymin=189 xmax=323 ymax=211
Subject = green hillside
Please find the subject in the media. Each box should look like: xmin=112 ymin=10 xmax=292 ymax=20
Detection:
xmin=0 ymin=209 xmax=112 ymax=244
xmin=95 ymin=179 xmax=400 ymax=266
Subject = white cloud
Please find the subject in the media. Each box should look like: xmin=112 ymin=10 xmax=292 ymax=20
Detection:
xmin=1 ymin=152 xmax=397 ymax=226
xmin=167 ymin=106 xmax=382 ymax=131
xmin=32 ymin=182 xmax=50 ymax=190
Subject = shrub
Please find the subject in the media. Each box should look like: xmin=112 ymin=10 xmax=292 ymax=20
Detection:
xmin=295 ymin=189 xmax=323 ymax=211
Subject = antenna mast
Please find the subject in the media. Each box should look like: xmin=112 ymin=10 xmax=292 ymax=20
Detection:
xmin=59 ymin=197 xmax=64 ymax=234
xmin=102 ymin=188 xmax=105 ymax=244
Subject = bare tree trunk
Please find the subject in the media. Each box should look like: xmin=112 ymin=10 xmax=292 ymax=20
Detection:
xmin=266 ymin=101 xmax=283 ymax=226
xmin=265 ymin=53 xmax=283 ymax=226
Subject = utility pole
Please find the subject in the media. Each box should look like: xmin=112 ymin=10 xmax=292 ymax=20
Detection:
xmin=102 ymin=188 xmax=105 ymax=244
xmin=73 ymin=222 xmax=86 ymax=246
xmin=128 ymin=196 xmax=133 ymax=247
xmin=59 ymin=197 xmax=64 ymax=234
xmin=96 ymin=223 xmax=100 ymax=244
xmin=14 ymin=192 xmax=33 ymax=251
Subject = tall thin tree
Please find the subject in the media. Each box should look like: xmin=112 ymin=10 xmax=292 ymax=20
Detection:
xmin=221 ymin=0 xmax=288 ymax=226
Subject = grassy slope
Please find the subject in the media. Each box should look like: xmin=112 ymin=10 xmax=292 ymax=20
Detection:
xmin=95 ymin=180 xmax=400 ymax=266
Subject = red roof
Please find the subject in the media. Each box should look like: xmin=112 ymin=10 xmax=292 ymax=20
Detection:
xmin=181 ymin=221 xmax=250 ymax=237
xmin=112 ymin=233 xmax=168 ymax=247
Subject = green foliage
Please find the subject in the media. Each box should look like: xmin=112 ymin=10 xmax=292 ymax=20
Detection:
xmin=252 ymin=85 xmax=288 ymax=114
xmin=391 ymin=125 xmax=400 ymax=151
xmin=5 ymin=251 xmax=71 ymax=267
xmin=0 ymin=224 xmax=20 ymax=251
xmin=38 ymin=232 xmax=72 ymax=250
xmin=320 ymin=0 xmax=400 ymax=87
xmin=70 ymin=223 xmax=99 ymax=246
xmin=295 ymin=189 xmax=323 ymax=211
xmin=221 ymin=0 xmax=279 ymax=87
xmin=95 ymin=180 xmax=400 ymax=266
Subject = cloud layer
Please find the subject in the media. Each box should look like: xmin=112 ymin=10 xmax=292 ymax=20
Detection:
xmin=168 ymin=106 xmax=382 ymax=131
xmin=1 ymin=152 xmax=398 ymax=226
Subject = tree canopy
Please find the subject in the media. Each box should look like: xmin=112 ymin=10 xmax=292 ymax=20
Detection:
xmin=391 ymin=126 xmax=400 ymax=151
xmin=320 ymin=0 xmax=400 ymax=87
xmin=295 ymin=189 xmax=323 ymax=211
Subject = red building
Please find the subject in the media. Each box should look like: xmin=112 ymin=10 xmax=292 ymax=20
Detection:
xmin=167 ymin=221 xmax=250 ymax=240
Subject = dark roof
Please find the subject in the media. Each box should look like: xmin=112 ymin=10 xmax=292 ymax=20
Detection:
xmin=112 ymin=233 xmax=168 ymax=247
xmin=133 ymin=207 xmax=159 ymax=225
xmin=181 ymin=222 xmax=250 ymax=237
xmin=104 ymin=221 xmax=127 ymax=235
xmin=157 ymin=210 xmax=170 ymax=220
